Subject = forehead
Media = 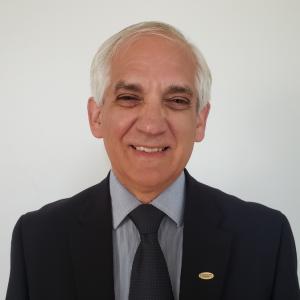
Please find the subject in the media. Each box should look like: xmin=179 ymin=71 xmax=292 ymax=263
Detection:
xmin=109 ymin=35 xmax=197 ymax=90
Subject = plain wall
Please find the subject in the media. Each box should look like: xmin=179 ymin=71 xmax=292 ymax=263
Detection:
xmin=1 ymin=0 xmax=299 ymax=296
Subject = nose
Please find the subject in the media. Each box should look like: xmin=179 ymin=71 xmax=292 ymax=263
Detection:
xmin=135 ymin=100 xmax=168 ymax=136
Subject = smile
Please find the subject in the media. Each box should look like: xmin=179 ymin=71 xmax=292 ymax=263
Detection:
xmin=131 ymin=145 xmax=169 ymax=153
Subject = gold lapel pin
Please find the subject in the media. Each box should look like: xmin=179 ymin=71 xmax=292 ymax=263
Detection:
xmin=198 ymin=272 xmax=214 ymax=280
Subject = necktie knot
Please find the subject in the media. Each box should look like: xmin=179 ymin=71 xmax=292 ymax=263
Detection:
xmin=129 ymin=204 xmax=165 ymax=235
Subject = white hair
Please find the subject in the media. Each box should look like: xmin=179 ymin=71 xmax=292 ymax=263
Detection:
xmin=90 ymin=21 xmax=212 ymax=111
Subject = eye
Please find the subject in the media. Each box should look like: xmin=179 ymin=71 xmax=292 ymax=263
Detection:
xmin=164 ymin=97 xmax=191 ymax=110
xmin=116 ymin=94 xmax=141 ymax=107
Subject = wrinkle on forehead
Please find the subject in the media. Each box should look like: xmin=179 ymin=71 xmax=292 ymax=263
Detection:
xmin=111 ymin=34 xmax=197 ymax=71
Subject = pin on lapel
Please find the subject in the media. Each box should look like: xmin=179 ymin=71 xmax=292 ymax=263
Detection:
xmin=198 ymin=272 xmax=214 ymax=280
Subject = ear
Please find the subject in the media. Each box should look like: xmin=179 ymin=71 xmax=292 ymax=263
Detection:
xmin=194 ymin=103 xmax=210 ymax=142
xmin=87 ymin=97 xmax=104 ymax=138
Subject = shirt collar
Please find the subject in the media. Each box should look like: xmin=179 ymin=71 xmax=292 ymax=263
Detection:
xmin=110 ymin=171 xmax=185 ymax=229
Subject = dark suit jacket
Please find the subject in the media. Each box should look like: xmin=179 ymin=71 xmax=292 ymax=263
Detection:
xmin=6 ymin=171 xmax=300 ymax=299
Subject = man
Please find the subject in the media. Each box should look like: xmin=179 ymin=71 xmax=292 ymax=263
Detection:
xmin=6 ymin=21 xmax=299 ymax=300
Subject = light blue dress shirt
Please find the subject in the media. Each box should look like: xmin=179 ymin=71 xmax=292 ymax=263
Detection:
xmin=110 ymin=171 xmax=185 ymax=300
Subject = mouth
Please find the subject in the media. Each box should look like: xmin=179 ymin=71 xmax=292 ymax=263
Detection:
xmin=130 ymin=145 xmax=170 ymax=153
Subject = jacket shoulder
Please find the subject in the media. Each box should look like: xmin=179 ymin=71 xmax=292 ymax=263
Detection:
xmin=186 ymin=173 xmax=286 ymax=232
xmin=20 ymin=178 xmax=109 ymax=232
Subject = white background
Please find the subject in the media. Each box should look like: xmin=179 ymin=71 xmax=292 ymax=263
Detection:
xmin=1 ymin=0 xmax=299 ymax=296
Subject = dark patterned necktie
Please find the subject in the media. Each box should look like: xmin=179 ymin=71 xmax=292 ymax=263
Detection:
xmin=128 ymin=204 xmax=174 ymax=300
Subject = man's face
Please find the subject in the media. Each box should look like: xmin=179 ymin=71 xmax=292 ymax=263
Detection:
xmin=88 ymin=35 xmax=209 ymax=201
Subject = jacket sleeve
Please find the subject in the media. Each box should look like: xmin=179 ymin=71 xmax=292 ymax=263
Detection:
xmin=272 ymin=214 xmax=300 ymax=300
xmin=6 ymin=216 xmax=29 ymax=300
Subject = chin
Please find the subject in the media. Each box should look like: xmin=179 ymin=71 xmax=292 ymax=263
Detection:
xmin=131 ymin=169 xmax=178 ymax=190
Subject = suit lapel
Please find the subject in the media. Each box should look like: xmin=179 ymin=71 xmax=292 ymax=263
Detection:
xmin=69 ymin=176 xmax=115 ymax=300
xmin=179 ymin=171 xmax=233 ymax=300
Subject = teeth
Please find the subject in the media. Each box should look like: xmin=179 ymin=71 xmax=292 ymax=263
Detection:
xmin=135 ymin=146 xmax=165 ymax=153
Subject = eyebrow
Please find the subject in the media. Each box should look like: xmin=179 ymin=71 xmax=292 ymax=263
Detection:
xmin=114 ymin=81 xmax=194 ymax=97
xmin=114 ymin=81 xmax=143 ymax=93
xmin=164 ymin=84 xmax=194 ymax=97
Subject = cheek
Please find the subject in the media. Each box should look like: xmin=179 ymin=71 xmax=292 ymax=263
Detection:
xmin=102 ymin=109 xmax=136 ymax=140
xmin=170 ymin=115 xmax=198 ymax=144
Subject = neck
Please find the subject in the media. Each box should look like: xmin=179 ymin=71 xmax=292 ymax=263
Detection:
xmin=111 ymin=169 xmax=182 ymax=204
